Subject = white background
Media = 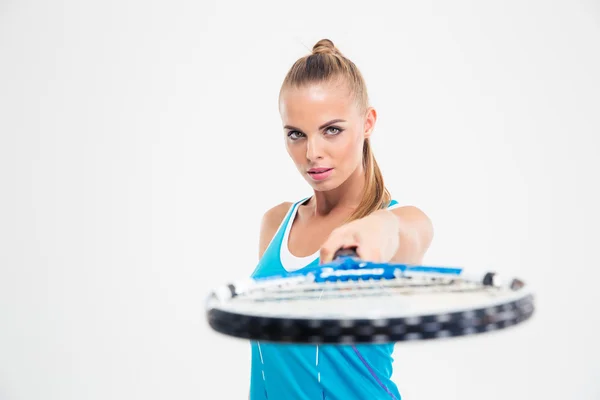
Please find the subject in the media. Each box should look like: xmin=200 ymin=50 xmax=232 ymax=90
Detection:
xmin=1 ymin=0 xmax=599 ymax=399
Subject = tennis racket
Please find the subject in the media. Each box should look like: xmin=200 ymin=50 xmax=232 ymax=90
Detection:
xmin=205 ymin=248 xmax=535 ymax=344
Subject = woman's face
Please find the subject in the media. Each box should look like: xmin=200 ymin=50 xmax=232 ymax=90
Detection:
xmin=279 ymin=81 xmax=376 ymax=192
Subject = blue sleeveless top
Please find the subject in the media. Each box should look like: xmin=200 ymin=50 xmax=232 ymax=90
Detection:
xmin=249 ymin=198 xmax=402 ymax=400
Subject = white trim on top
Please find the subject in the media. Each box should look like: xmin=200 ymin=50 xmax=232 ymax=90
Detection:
xmin=280 ymin=198 xmax=319 ymax=272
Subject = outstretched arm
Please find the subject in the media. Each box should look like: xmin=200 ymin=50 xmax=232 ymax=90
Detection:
xmin=319 ymin=205 xmax=433 ymax=265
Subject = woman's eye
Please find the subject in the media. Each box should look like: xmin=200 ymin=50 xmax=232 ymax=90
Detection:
xmin=287 ymin=131 xmax=304 ymax=140
xmin=325 ymin=127 xmax=342 ymax=135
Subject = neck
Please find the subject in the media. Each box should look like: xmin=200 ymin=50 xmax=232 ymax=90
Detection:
xmin=309 ymin=163 xmax=366 ymax=217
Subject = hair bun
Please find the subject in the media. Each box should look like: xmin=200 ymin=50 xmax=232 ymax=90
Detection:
xmin=312 ymin=39 xmax=339 ymax=56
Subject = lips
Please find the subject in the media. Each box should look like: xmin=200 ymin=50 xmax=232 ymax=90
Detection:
xmin=308 ymin=168 xmax=333 ymax=174
xmin=307 ymin=167 xmax=334 ymax=181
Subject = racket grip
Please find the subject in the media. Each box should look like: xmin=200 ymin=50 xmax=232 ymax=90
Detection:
xmin=333 ymin=247 xmax=359 ymax=260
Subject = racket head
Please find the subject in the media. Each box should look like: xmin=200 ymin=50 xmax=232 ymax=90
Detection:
xmin=205 ymin=255 xmax=535 ymax=344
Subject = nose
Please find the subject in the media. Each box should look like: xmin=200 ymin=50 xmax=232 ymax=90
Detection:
xmin=306 ymin=135 xmax=324 ymax=162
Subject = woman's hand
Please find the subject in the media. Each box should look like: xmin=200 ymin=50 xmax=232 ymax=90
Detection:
xmin=319 ymin=206 xmax=434 ymax=265
xmin=319 ymin=209 xmax=400 ymax=264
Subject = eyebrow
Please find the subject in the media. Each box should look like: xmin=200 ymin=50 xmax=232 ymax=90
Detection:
xmin=284 ymin=119 xmax=347 ymax=131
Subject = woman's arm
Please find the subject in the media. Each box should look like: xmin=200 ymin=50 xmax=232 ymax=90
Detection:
xmin=319 ymin=205 xmax=433 ymax=264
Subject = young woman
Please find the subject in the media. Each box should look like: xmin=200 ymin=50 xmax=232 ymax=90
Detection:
xmin=249 ymin=39 xmax=434 ymax=400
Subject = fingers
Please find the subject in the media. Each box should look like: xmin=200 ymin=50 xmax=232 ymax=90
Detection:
xmin=320 ymin=228 xmax=359 ymax=264
xmin=320 ymin=230 xmax=385 ymax=264
xmin=359 ymin=247 xmax=383 ymax=263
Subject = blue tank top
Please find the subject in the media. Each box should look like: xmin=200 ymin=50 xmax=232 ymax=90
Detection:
xmin=249 ymin=198 xmax=402 ymax=400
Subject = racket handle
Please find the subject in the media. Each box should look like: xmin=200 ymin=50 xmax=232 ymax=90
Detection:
xmin=333 ymin=247 xmax=359 ymax=260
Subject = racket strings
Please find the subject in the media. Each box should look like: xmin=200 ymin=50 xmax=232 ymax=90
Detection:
xmin=238 ymin=276 xmax=494 ymax=303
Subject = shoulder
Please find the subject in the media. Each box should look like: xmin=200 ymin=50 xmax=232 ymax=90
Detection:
xmin=258 ymin=201 xmax=294 ymax=259
xmin=389 ymin=204 xmax=427 ymax=218
xmin=389 ymin=204 xmax=434 ymax=259
xmin=261 ymin=201 xmax=294 ymax=230
xmin=390 ymin=204 xmax=433 ymax=233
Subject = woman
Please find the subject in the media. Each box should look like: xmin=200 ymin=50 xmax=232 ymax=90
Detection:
xmin=249 ymin=39 xmax=434 ymax=400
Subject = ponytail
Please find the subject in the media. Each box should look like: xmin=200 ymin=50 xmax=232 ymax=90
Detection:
xmin=347 ymin=138 xmax=391 ymax=222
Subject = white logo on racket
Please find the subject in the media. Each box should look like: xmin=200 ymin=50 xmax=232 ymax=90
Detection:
xmin=319 ymin=267 xmax=385 ymax=278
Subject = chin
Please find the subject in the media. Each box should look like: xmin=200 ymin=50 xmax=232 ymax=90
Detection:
xmin=306 ymin=178 xmax=341 ymax=192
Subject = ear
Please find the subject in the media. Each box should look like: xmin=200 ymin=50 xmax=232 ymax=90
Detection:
xmin=363 ymin=107 xmax=377 ymax=139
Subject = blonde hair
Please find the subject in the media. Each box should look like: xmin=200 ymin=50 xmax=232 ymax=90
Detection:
xmin=280 ymin=39 xmax=391 ymax=221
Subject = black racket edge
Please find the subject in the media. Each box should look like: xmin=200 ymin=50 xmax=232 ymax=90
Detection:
xmin=206 ymin=294 xmax=534 ymax=344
